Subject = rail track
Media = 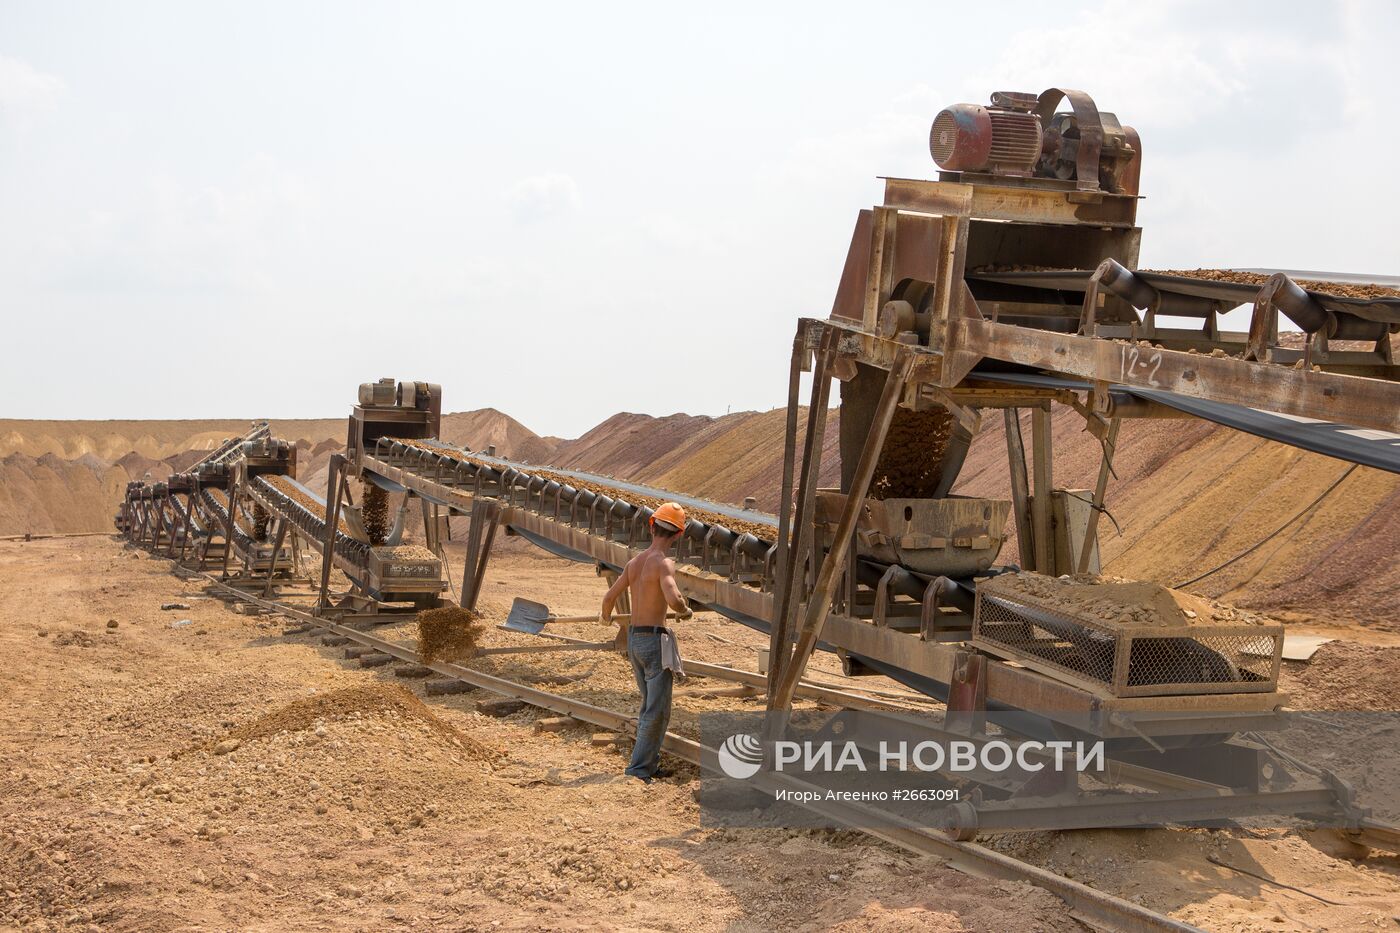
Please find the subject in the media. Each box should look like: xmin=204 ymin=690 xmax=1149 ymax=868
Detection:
xmin=159 ymin=557 xmax=1201 ymax=933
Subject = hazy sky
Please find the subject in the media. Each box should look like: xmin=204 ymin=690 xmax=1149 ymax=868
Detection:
xmin=3 ymin=1 xmax=1396 ymax=438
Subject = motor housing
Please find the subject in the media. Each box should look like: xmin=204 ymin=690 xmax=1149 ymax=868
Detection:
xmin=930 ymin=88 xmax=1141 ymax=195
xmin=930 ymin=103 xmax=1041 ymax=176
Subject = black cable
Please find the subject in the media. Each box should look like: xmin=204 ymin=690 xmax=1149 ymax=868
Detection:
xmin=1175 ymin=464 xmax=1359 ymax=589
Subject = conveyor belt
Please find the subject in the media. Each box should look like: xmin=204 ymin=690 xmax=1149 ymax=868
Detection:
xmin=470 ymin=453 xmax=779 ymax=530
xmin=977 ymin=371 xmax=1400 ymax=474
xmin=968 ymin=269 xmax=1400 ymax=322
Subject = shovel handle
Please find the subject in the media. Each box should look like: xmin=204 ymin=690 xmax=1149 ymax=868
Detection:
xmin=547 ymin=612 xmax=687 ymax=624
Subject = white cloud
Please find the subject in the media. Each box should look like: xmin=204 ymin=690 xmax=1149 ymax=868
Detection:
xmin=502 ymin=172 xmax=580 ymax=221
xmin=958 ymin=2 xmax=1248 ymax=129
xmin=0 ymin=54 xmax=64 ymax=116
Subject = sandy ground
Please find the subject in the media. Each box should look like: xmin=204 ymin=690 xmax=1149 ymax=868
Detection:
xmin=0 ymin=536 xmax=1076 ymax=932
xmin=7 ymin=536 xmax=1400 ymax=932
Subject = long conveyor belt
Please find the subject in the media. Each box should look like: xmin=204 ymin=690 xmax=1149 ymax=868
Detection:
xmin=355 ymin=436 xmax=1285 ymax=743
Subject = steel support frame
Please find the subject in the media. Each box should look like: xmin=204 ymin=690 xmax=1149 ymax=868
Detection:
xmin=351 ymin=450 xmax=1287 ymax=735
xmin=459 ymin=498 xmax=501 ymax=612
xmin=769 ymin=348 xmax=915 ymax=712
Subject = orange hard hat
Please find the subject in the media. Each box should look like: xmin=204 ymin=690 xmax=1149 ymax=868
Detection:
xmin=650 ymin=501 xmax=687 ymax=535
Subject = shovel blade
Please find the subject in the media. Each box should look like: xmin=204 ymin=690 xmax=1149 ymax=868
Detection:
xmin=503 ymin=597 xmax=551 ymax=634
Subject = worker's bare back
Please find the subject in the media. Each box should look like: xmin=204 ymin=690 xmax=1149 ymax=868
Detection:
xmin=623 ymin=548 xmax=681 ymax=627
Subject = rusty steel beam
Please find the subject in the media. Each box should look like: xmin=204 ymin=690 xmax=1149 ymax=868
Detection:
xmin=954 ymin=318 xmax=1400 ymax=432
xmin=770 ymin=351 xmax=915 ymax=712
xmin=882 ymin=177 xmax=1139 ymax=228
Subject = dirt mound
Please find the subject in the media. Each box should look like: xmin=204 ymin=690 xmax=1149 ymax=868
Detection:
xmin=223 ymin=683 xmax=489 ymax=753
xmin=954 ymin=408 xmax=1400 ymax=627
xmin=0 ymin=451 xmax=137 ymax=534
xmin=53 ymin=630 xmax=97 ymax=647
xmin=416 ymin=606 xmax=482 ymax=664
xmin=1280 ymin=641 xmax=1400 ymax=710
xmin=984 ymin=572 xmax=1274 ymax=629
xmin=441 ymin=407 xmax=557 ymax=463
xmin=551 ymin=411 xmax=749 ymax=484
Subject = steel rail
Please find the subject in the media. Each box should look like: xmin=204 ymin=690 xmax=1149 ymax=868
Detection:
xmin=172 ymin=566 xmax=1199 ymax=933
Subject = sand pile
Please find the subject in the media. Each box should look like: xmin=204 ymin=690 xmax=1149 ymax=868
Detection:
xmin=52 ymin=630 xmax=97 ymax=648
xmin=646 ymin=407 xmax=843 ymax=513
xmin=122 ymin=690 xmax=506 ymax=838
xmin=221 ymin=683 xmax=492 ymax=758
xmin=439 ymin=407 xmax=559 ymax=464
xmin=1148 ymin=268 xmax=1400 ymax=301
xmin=953 ymin=408 xmax=1400 ymax=627
xmin=375 ymin=544 xmax=436 ymax=560
xmin=1280 ymin=642 xmax=1400 ymax=711
xmin=416 ymin=606 xmax=482 ymax=664
xmin=983 ymin=572 xmax=1274 ymax=629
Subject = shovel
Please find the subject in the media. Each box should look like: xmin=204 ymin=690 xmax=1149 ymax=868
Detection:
xmin=502 ymin=597 xmax=684 ymax=635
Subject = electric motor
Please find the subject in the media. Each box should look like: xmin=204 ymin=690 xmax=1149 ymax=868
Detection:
xmin=929 ymin=103 xmax=1041 ymax=175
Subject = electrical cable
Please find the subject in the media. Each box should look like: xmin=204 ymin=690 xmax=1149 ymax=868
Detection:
xmin=1175 ymin=464 xmax=1359 ymax=589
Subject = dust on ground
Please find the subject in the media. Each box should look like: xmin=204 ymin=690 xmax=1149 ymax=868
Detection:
xmin=0 ymin=536 xmax=1082 ymax=932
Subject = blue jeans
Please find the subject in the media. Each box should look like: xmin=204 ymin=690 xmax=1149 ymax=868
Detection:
xmin=626 ymin=629 xmax=673 ymax=779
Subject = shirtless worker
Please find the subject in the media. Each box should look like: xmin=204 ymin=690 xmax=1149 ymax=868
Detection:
xmin=601 ymin=501 xmax=692 ymax=783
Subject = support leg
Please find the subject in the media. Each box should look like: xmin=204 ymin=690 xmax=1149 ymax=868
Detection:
xmin=767 ymin=330 xmax=834 ymax=703
xmin=1077 ymin=417 xmax=1120 ymax=575
xmin=459 ymin=499 xmax=501 ymax=612
xmin=220 ymin=476 xmax=241 ymax=581
xmin=264 ymin=517 xmax=289 ymax=598
xmin=316 ymin=456 xmax=346 ymax=613
xmin=769 ymin=351 xmax=913 ymax=713
xmin=1004 ymin=409 xmax=1034 ymax=571
xmin=1030 ymin=407 xmax=1054 ymax=575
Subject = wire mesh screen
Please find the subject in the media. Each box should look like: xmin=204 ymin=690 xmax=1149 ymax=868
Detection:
xmin=972 ymin=590 xmax=1282 ymax=697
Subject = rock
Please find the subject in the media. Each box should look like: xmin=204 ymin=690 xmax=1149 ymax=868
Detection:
xmin=106 ymin=619 xmax=119 ymax=629
xmin=212 ymin=739 xmax=242 ymax=756
xmin=160 ymin=603 xmax=190 ymax=611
